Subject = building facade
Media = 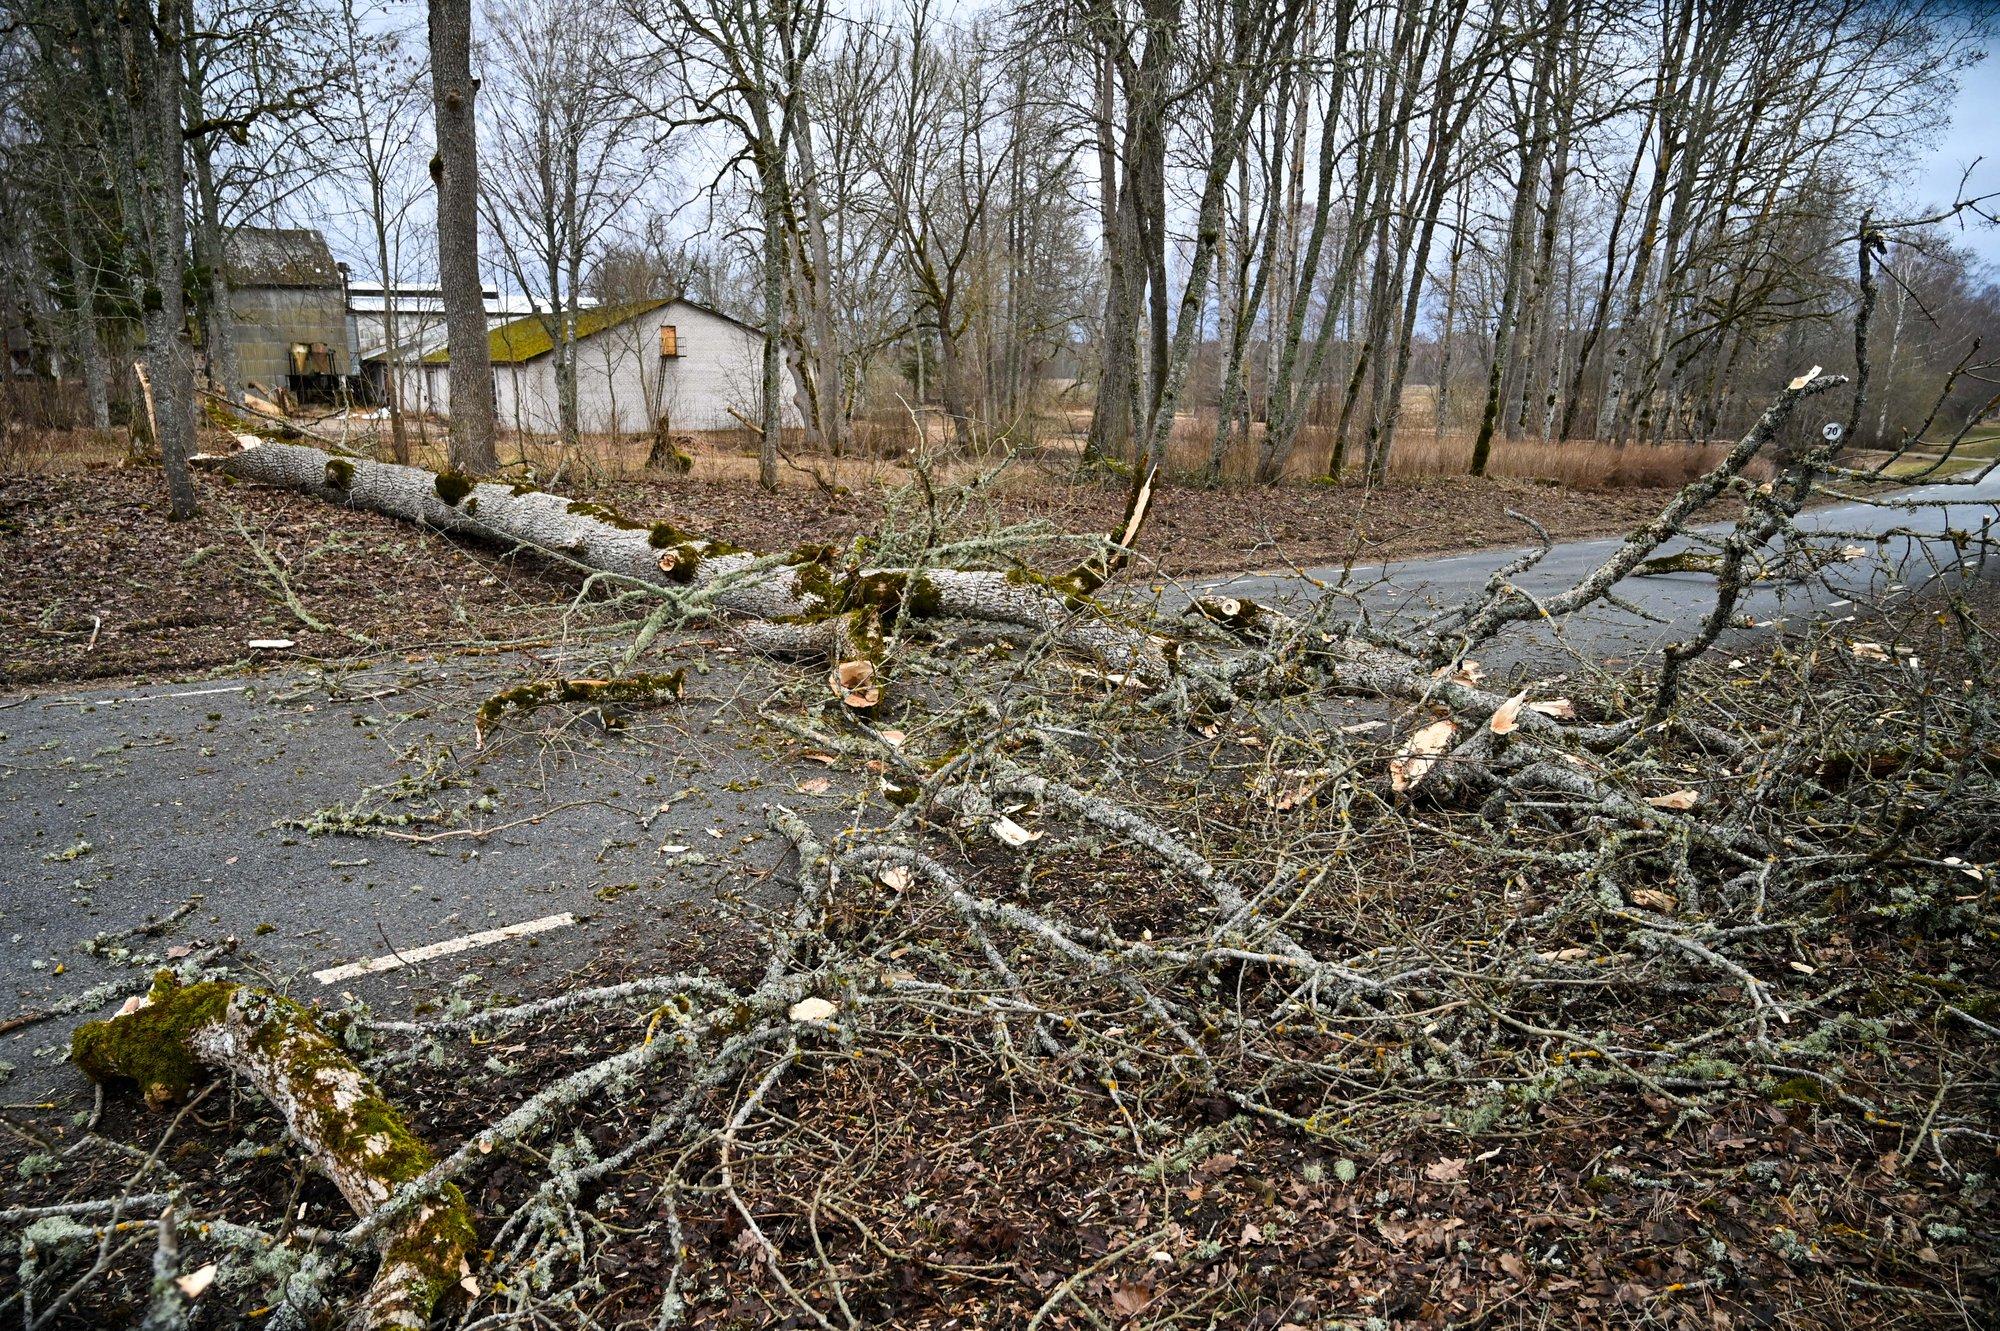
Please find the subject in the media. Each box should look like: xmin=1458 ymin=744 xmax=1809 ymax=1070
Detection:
xmin=223 ymin=228 xmax=348 ymax=398
xmin=404 ymin=298 xmax=803 ymax=435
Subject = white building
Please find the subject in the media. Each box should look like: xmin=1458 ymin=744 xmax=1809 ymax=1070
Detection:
xmin=396 ymin=298 xmax=802 ymax=436
xmin=347 ymin=283 xmax=582 ymax=410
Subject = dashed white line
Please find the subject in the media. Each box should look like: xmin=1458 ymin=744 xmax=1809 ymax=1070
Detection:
xmin=312 ymin=912 xmax=577 ymax=985
xmin=43 ymin=684 xmax=252 ymax=708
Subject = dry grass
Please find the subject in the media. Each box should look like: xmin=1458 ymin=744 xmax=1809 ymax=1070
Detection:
xmin=1162 ymin=409 xmax=1751 ymax=489
xmin=5 ymin=401 xmax=1757 ymax=497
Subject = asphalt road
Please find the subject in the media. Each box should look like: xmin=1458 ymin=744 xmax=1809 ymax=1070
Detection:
xmin=1192 ymin=471 xmax=2000 ymax=669
xmin=0 ymin=641 xmax=867 ymax=1057
xmin=3 ymin=470 xmax=1995 ymax=1068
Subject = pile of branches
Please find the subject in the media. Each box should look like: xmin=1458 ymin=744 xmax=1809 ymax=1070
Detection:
xmin=7 ymin=368 xmax=1999 ymax=1328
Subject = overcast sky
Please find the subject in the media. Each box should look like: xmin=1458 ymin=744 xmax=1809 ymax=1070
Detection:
xmin=1911 ymin=33 xmax=2000 ymax=268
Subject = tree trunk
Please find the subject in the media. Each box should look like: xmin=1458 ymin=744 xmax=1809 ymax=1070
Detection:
xmin=57 ymin=178 xmax=113 ymax=431
xmin=202 ymin=436 xmax=1183 ymax=689
xmin=372 ymin=215 xmax=411 ymax=463
xmin=1085 ymin=36 xmax=1132 ymax=463
xmin=428 ymin=0 xmax=499 ymax=474
xmin=114 ymin=0 xmax=199 ymax=519
xmin=181 ymin=8 xmax=240 ymax=407
xmin=759 ymin=168 xmax=786 ymax=490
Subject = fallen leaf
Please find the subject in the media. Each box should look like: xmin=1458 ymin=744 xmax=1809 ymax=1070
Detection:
xmin=878 ymin=728 xmax=906 ymax=746
xmin=1499 ymin=1252 xmax=1528 ymax=1280
xmin=1628 ymin=888 xmax=1677 ymax=913
xmin=991 ymin=815 xmax=1041 ymax=847
xmin=1644 ymin=789 xmax=1700 ymax=810
xmin=175 ymin=1263 xmax=218 ymax=1299
xmin=1109 ymin=1282 xmax=1152 ymax=1316
xmin=1540 ymin=946 xmax=1591 ymax=962
xmin=795 ymin=777 xmax=831 ymax=795
xmin=801 ymin=751 xmax=839 ymax=766
xmin=1489 ymin=691 xmax=1529 ymax=735
xmin=1527 ymin=698 xmax=1576 ymax=720
xmin=115 ymin=994 xmax=151 ymax=1017
xmin=1849 ymin=641 xmax=1890 ymax=663
xmin=1786 ymin=364 xmax=1824 ymax=390
xmin=828 ymin=659 xmax=879 ymax=709
xmin=788 ymin=996 xmax=837 ymax=1023
xmin=1425 ymin=1156 xmax=1468 ymax=1183
xmin=1389 ymin=717 xmax=1459 ymax=793
xmin=878 ymin=865 xmax=913 ymax=893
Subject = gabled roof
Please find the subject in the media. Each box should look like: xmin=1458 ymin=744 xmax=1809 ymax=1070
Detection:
xmin=423 ymin=299 xmax=672 ymax=365
xmin=225 ymin=227 xmax=342 ymax=289
xmin=420 ymin=297 xmax=764 ymax=364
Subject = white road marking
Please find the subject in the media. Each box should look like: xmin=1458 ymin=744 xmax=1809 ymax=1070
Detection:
xmin=312 ymin=912 xmax=577 ymax=985
xmin=43 ymin=684 xmax=252 ymax=708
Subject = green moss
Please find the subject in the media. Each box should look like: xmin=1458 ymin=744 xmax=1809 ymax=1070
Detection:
xmin=72 ymin=974 xmax=476 ymax=1325
xmin=648 ymin=520 xmax=693 ymax=548
xmin=654 ymin=543 xmax=704 ymax=583
xmin=71 ymin=975 xmax=237 ymax=1107
xmin=564 ymin=499 xmax=647 ymax=531
xmin=381 ymin=1182 xmax=477 ymax=1315
xmin=1766 ymin=1076 xmax=1829 ymax=1105
xmin=434 ymin=471 xmax=477 ymax=507
xmin=325 ymin=457 xmax=357 ymax=491
xmin=475 ymin=671 xmax=687 ymax=734
xmin=1004 ymin=565 xmax=1092 ymax=605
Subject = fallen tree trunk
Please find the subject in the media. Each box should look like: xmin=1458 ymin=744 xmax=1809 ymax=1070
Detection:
xmin=200 ymin=438 xmax=1186 ymax=697
xmin=72 ymin=975 xmax=475 ymax=1331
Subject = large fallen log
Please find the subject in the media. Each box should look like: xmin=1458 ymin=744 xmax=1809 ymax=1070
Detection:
xmin=201 ymin=438 xmax=1185 ymax=696
xmin=72 ymin=975 xmax=475 ymax=1331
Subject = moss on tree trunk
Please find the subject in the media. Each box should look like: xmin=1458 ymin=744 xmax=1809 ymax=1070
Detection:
xmin=73 ymin=974 xmax=476 ymax=1331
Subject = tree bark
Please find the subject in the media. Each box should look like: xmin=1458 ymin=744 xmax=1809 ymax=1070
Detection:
xmin=113 ymin=0 xmax=200 ymax=519
xmin=203 ymin=436 xmax=1183 ymax=689
xmin=73 ymin=976 xmax=475 ymax=1331
xmin=428 ymin=0 xmax=499 ymax=474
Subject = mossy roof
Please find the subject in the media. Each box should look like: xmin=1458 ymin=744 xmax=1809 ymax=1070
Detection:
xmin=423 ymin=298 xmax=673 ymax=365
xmin=224 ymin=227 xmax=342 ymax=289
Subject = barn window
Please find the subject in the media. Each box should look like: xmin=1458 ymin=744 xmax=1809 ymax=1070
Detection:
xmin=659 ymin=324 xmax=680 ymax=358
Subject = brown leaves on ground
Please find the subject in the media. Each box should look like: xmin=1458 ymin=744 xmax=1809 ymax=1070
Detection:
xmin=0 ymin=467 xmax=574 ymax=688
xmin=590 ymin=467 xmax=1685 ymax=581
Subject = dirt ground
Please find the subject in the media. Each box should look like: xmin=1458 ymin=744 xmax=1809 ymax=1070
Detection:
xmin=4 ymin=600 xmax=1993 ymax=1329
xmin=0 ymin=455 xmax=1679 ymax=691
xmin=1 ymin=442 xmax=1993 ymax=1328
xmin=0 ymin=467 xmax=586 ymax=689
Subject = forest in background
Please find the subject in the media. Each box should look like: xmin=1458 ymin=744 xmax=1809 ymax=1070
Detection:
xmin=1 ymin=0 xmax=1998 ymax=497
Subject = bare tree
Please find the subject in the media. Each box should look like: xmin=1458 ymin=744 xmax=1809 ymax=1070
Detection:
xmin=320 ymin=0 xmax=430 ymax=462
xmin=638 ymin=0 xmax=829 ymax=490
xmin=481 ymin=0 xmax=653 ymax=450
xmin=428 ymin=0 xmax=499 ymax=473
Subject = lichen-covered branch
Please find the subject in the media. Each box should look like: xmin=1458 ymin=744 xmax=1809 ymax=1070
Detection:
xmin=71 ymin=976 xmax=475 ymax=1331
